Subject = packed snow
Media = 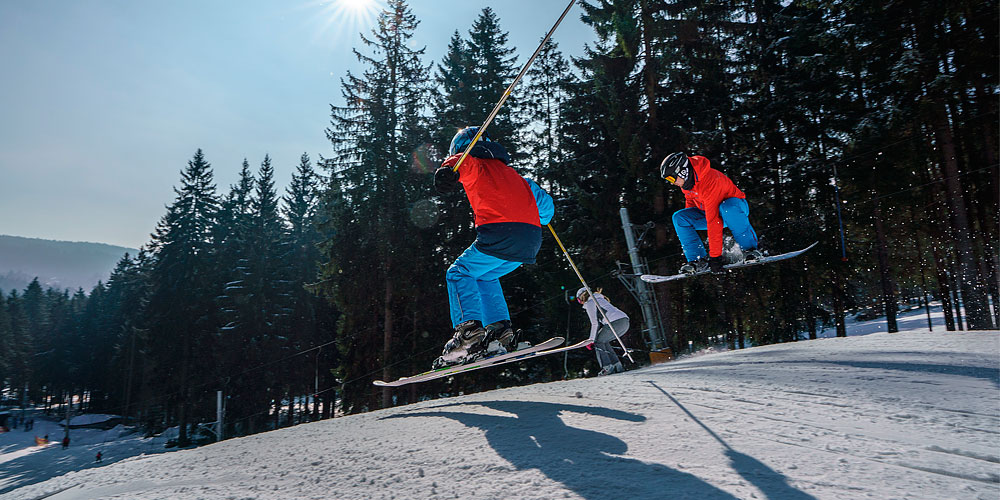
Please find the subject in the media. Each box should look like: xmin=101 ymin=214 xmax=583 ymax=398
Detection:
xmin=2 ymin=304 xmax=998 ymax=500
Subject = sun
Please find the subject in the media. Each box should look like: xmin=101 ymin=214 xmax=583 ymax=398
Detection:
xmin=320 ymin=0 xmax=383 ymax=31
xmin=338 ymin=0 xmax=378 ymax=13
xmin=302 ymin=0 xmax=384 ymax=46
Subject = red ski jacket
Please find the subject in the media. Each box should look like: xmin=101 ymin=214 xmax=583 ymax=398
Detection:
xmin=442 ymin=149 xmax=553 ymax=263
xmin=443 ymin=153 xmax=540 ymax=228
xmin=681 ymin=156 xmax=746 ymax=258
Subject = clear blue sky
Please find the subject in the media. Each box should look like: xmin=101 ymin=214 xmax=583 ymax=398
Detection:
xmin=0 ymin=0 xmax=595 ymax=249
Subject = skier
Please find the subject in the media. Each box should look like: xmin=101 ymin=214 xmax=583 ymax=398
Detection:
xmin=576 ymin=287 xmax=629 ymax=376
xmin=659 ymin=152 xmax=762 ymax=275
xmin=433 ymin=126 xmax=554 ymax=368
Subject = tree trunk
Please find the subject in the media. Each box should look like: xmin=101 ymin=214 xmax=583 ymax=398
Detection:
xmin=640 ymin=0 xmax=657 ymax=130
xmin=272 ymin=399 xmax=280 ymax=430
xmin=806 ymin=264 xmax=817 ymax=339
xmin=409 ymin=305 xmax=419 ymax=406
xmin=833 ymin=266 xmax=847 ymax=338
xmin=951 ymin=262 xmax=965 ymax=330
xmin=915 ymin=231 xmax=933 ymax=331
xmin=718 ymin=275 xmax=733 ymax=347
xmin=932 ymin=245 xmax=956 ymax=330
xmin=930 ymin=102 xmax=994 ymax=329
xmin=736 ymin=308 xmax=746 ymax=349
xmin=872 ymin=194 xmax=898 ymax=332
xmin=993 ymin=253 xmax=1000 ymax=328
xmin=177 ymin=333 xmax=191 ymax=447
xmin=381 ymin=277 xmax=394 ymax=409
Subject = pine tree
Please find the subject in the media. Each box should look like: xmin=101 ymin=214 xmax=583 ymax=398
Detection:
xmin=102 ymin=252 xmax=150 ymax=422
xmin=248 ymin=154 xmax=294 ymax=428
xmin=431 ymin=31 xmax=477 ymax=154
xmin=281 ymin=153 xmax=335 ymax=421
xmin=6 ymin=290 xmax=31 ymax=406
xmin=146 ymin=148 xmax=220 ymax=445
xmin=216 ymin=155 xmax=295 ymax=431
xmin=466 ymin=7 xmax=522 ymax=155
xmin=213 ymin=160 xmax=258 ymax=432
xmin=319 ymin=0 xmax=432 ymax=412
xmin=21 ymin=279 xmax=50 ymax=401
xmin=521 ymin=37 xmax=573 ymax=178
xmin=0 ymin=293 xmax=10 ymax=384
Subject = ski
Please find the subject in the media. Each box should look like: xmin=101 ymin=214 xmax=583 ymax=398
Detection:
xmin=641 ymin=241 xmax=819 ymax=283
xmin=374 ymin=337 xmax=593 ymax=387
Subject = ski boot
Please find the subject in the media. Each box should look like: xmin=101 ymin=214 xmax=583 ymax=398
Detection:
xmin=483 ymin=320 xmax=518 ymax=356
xmin=597 ymin=361 xmax=624 ymax=376
xmin=742 ymin=248 xmax=764 ymax=264
xmin=432 ymin=320 xmax=486 ymax=369
xmin=679 ymin=258 xmax=709 ymax=275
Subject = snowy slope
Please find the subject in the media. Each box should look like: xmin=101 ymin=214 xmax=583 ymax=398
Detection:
xmin=3 ymin=323 xmax=998 ymax=499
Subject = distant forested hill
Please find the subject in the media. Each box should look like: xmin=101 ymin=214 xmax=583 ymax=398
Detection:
xmin=0 ymin=235 xmax=137 ymax=293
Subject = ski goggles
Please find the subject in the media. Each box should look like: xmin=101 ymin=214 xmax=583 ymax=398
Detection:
xmin=663 ymin=174 xmax=677 ymax=183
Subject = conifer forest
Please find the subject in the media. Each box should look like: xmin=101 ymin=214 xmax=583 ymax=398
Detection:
xmin=1 ymin=0 xmax=996 ymax=446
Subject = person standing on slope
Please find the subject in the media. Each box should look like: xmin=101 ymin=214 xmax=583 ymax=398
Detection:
xmin=660 ymin=152 xmax=763 ymax=275
xmin=433 ymin=126 xmax=554 ymax=368
xmin=576 ymin=287 xmax=629 ymax=376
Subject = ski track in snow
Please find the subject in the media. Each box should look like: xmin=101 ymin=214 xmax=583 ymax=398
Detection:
xmin=2 ymin=319 xmax=998 ymax=499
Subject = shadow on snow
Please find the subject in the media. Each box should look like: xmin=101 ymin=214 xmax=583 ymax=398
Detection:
xmin=383 ymin=397 xmax=811 ymax=500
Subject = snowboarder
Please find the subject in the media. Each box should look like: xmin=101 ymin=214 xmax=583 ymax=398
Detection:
xmin=433 ymin=126 xmax=554 ymax=368
xmin=576 ymin=287 xmax=629 ymax=376
xmin=660 ymin=152 xmax=762 ymax=275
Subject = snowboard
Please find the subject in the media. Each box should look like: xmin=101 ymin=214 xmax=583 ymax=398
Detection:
xmin=373 ymin=337 xmax=593 ymax=387
xmin=640 ymin=241 xmax=819 ymax=283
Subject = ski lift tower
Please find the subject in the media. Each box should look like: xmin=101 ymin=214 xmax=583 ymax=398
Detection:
xmin=616 ymin=207 xmax=667 ymax=352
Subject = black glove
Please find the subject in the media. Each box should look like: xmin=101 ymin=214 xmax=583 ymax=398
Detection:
xmin=708 ymin=256 xmax=726 ymax=274
xmin=434 ymin=166 xmax=461 ymax=194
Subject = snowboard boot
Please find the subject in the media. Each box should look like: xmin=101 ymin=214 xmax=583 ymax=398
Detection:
xmin=483 ymin=320 xmax=517 ymax=356
xmin=679 ymin=258 xmax=709 ymax=275
xmin=742 ymin=248 xmax=764 ymax=264
xmin=433 ymin=320 xmax=486 ymax=369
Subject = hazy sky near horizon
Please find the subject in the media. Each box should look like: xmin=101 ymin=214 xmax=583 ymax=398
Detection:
xmin=0 ymin=0 xmax=595 ymax=249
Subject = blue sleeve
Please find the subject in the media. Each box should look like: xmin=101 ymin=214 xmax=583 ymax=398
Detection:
xmin=524 ymin=177 xmax=554 ymax=225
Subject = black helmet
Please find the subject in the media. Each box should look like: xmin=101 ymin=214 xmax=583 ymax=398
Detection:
xmin=659 ymin=152 xmax=691 ymax=183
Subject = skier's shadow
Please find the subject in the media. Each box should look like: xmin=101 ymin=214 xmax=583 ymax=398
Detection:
xmin=647 ymin=381 xmax=817 ymax=500
xmin=383 ymin=399 xmax=738 ymax=499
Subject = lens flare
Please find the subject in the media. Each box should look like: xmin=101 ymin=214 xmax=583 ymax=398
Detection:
xmin=410 ymin=143 xmax=437 ymax=174
xmin=410 ymin=199 xmax=439 ymax=228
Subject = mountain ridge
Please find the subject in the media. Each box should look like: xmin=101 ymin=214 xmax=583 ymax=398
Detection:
xmin=0 ymin=234 xmax=138 ymax=293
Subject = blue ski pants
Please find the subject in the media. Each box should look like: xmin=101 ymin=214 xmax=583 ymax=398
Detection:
xmin=672 ymin=197 xmax=758 ymax=262
xmin=446 ymin=243 xmax=522 ymax=328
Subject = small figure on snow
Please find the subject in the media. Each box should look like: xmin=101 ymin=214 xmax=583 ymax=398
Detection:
xmin=433 ymin=126 xmax=554 ymax=368
xmin=576 ymin=287 xmax=629 ymax=376
xmin=660 ymin=153 xmax=762 ymax=275
xmin=96 ymin=451 xmax=102 ymax=462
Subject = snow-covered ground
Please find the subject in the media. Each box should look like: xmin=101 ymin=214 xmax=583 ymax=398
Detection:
xmin=3 ymin=306 xmax=998 ymax=500
xmin=0 ymin=419 xmax=173 ymax=496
